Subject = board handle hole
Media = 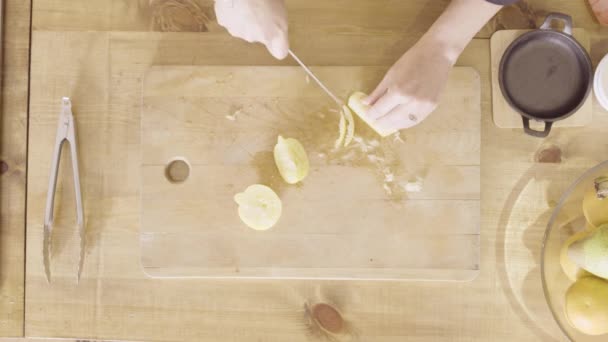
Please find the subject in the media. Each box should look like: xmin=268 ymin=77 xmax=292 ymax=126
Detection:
xmin=165 ymin=158 xmax=191 ymax=184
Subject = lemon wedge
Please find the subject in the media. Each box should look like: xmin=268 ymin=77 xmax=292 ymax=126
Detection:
xmin=342 ymin=105 xmax=355 ymax=147
xmin=348 ymin=92 xmax=394 ymax=137
xmin=335 ymin=112 xmax=346 ymax=149
xmin=334 ymin=106 xmax=355 ymax=149
xmin=274 ymin=136 xmax=310 ymax=184
xmin=234 ymin=184 xmax=282 ymax=231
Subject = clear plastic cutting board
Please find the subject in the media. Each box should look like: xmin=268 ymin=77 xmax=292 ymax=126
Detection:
xmin=140 ymin=66 xmax=480 ymax=280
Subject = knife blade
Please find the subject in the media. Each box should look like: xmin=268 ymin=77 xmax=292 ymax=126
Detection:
xmin=288 ymin=50 xmax=344 ymax=107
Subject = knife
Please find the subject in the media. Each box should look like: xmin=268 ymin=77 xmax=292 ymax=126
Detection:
xmin=288 ymin=50 xmax=344 ymax=107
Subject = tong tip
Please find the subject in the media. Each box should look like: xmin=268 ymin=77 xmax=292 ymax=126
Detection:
xmin=77 ymin=222 xmax=86 ymax=284
xmin=43 ymin=226 xmax=52 ymax=283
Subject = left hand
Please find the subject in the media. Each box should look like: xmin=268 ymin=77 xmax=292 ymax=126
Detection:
xmin=364 ymin=35 xmax=457 ymax=132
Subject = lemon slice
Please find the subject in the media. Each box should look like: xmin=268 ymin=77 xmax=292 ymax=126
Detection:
xmin=274 ymin=136 xmax=310 ymax=184
xmin=234 ymin=184 xmax=282 ymax=231
xmin=342 ymin=105 xmax=355 ymax=147
xmin=335 ymin=112 xmax=346 ymax=149
xmin=348 ymin=92 xmax=394 ymax=137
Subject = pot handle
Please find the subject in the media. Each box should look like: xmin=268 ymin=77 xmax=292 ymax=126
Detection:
xmin=522 ymin=117 xmax=553 ymax=138
xmin=540 ymin=13 xmax=573 ymax=36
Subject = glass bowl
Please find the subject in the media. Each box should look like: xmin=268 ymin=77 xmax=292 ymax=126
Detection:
xmin=541 ymin=160 xmax=608 ymax=341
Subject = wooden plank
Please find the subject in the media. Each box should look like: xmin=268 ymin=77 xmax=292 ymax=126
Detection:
xmin=0 ymin=0 xmax=32 ymax=337
xmin=482 ymin=0 xmax=598 ymax=37
xmin=477 ymin=14 xmax=608 ymax=342
xmin=31 ymin=0 xmax=448 ymax=35
xmin=140 ymin=65 xmax=480 ymax=280
xmin=27 ymin=0 xmax=608 ymax=341
xmin=2 ymin=339 xmax=116 ymax=342
xmin=31 ymin=0 xmax=600 ymax=40
xmin=25 ymin=29 xmax=566 ymax=341
xmin=22 ymin=1 xmax=608 ymax=341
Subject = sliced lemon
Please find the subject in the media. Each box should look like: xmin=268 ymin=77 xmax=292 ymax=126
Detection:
xmin=274 ymin=136 xmax=310 ymax=184
xmin=342 ymin=105 xmax=355 ymax=147
xmin=234 ymin=184 xmax=282 ymax=231
xmin=348 ymin=91 xmax=394 ymax=137
xmin=335 ymin=111 xmax=346 ymax=149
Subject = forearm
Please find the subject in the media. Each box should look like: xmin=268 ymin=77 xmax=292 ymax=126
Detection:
xmin=421 ymin=0 xmax=503 ymax=63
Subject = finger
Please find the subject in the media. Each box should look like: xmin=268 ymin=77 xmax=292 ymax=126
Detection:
xmin=377 ymin=102 xmax=433 ymax=132
xmin=364 ymin=77 xmax=390 ymax=105
xmin=223 ymin=25 xmax=253 ymax=43
xmin=367 ymin=93 xmax=408 ymax=120
xmin=374 ymin=106 xmax=419 ymax=133
xmin=241 ymin=32 xmax=256 ymax=43
xmin=214 ymin=3 xmax=227 ymax=26
xmin=266 ymin=33 xmax=289 ymax=60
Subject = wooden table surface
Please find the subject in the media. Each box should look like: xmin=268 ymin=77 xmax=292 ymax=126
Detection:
xmin=1 ymin=0 xmax=32 ymax=337
xmin=2 ymin=0 xmax=608 ymax=341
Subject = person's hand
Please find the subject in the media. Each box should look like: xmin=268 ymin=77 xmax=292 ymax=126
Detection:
xmin=215 ymin=0 xmax=289 ymax=59
xmin=364 ymin=36 xmax=458 ymax=132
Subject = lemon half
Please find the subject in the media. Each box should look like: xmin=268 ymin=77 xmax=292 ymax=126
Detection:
xmin=234 ymin=184 xmax=282 ymax=231
xmin=274 ymin=136 xmax=310 ymax=184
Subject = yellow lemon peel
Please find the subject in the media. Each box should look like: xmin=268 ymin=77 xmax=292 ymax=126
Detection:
xmin=234 ymin=184 xmax=282 ymax=231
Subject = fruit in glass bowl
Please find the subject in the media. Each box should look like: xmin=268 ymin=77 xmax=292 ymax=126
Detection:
xmin=542 ymin=161 xmax=608 ymax=340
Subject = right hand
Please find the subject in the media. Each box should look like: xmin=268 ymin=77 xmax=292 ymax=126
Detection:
xmin=364 ymin=34 xmax=458 ymax=132
xmin=215 ymin=0 xmax=290 ymax=59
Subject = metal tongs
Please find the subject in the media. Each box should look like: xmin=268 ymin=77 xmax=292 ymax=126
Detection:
xmin=43 ymin=97 xmax=85 ymax=283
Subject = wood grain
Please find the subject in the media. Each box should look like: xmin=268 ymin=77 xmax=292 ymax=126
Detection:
xmin=29 ymin=0 xmax=601 ymax=37
xmin=20 ymin=0 xmax=608 ymax=341
xmin=2 ymin=339 xmax=113 ymax=342
xmin=0 ymin=0 xmax=31 ymax=337
xmin=141 ymin=66 xmax=480 ymax=280
xmin=491 ymin=28 xmax=593 ymax=129
xmin=24 ymin=29 xmax=561 ymax=342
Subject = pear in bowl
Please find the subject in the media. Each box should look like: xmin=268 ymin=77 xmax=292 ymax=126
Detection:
xmin=568 ymin=224 xmax=608 ymax=281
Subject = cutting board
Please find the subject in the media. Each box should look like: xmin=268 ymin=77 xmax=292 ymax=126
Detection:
xmin=141 ymin=66 xmax=480 ymax=281
xmin=491 ymin=29 xmax=592 ymax=129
